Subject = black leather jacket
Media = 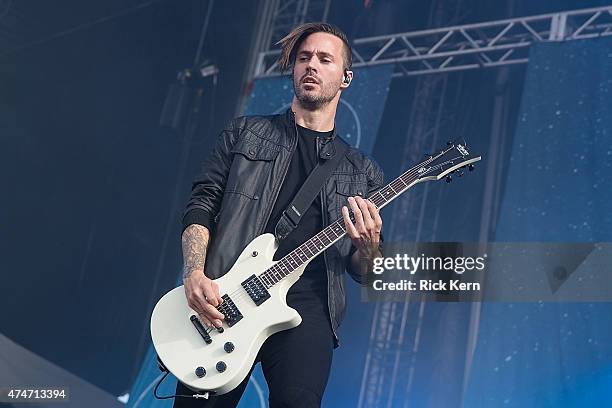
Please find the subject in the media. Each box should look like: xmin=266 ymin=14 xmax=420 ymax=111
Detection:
xmin=182 ymin=108 xmax=384 ymax=346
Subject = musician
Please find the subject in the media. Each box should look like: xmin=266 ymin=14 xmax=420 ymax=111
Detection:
xmin=176 ymin=22 xmax=384 ymax=407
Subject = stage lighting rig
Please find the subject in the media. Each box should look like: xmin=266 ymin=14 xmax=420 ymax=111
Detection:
xmin=160 ymin=62 xmax=218 ymax=130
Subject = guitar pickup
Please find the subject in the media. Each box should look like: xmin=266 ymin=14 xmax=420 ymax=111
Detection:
xmin=221 ymin=294 xmax=243 ymax=327
xmin=241 ymin=275 xmax=271 ymax=306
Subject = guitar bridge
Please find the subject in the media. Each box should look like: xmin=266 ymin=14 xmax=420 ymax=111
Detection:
xmin=241 ymin=275 xmax=271 ymax=306
xmin=190 ymin=315 xmax=212 ymax=344
xmin=221 ymin=294 xmax=243 ymax=327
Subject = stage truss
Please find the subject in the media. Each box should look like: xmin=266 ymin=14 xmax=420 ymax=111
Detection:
xmin=255 ymin=5 xmax=612 ymax=78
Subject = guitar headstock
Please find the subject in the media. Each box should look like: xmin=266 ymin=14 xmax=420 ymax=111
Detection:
xmin=416 ymin=141 xmax=482 ymax=183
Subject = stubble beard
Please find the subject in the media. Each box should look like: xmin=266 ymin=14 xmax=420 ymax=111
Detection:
xmin=293 ymin=75 xmax=341 ymax=111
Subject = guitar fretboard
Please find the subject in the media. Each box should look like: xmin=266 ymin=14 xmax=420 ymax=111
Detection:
xmin=257 ymin=151 xmax=443 ymax=288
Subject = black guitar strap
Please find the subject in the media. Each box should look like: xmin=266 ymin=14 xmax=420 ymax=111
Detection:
xmin=274 ymin=136 xmax=349 ymax=241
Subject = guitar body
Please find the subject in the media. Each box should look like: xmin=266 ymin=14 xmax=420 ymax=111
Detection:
xmin=150 ymin=233 xmax=305 ymax=395
xmin=150 ymin=141 xmax=481 ymax=396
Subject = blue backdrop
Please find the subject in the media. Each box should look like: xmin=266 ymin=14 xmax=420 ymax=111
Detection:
xmin=464 ymin=37 xmax=612 ymax=407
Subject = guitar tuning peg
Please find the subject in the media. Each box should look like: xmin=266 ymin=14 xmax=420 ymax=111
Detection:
xmin=446 ymin=175 xmax=452 ymax=183
xmin=468 ymin=164 xmax=475 ymax=172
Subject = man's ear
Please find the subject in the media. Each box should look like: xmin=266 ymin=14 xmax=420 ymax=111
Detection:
xmin=341 ymin=70 xmax=353 ymax=89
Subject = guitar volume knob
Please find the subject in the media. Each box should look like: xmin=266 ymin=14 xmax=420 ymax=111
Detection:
xmin=216 ymin=361 xmax=227 ymax=372
xmin=195 ymin=366 xmax=206 ymax=378
xmin=224 ymin=342 xmax=235 ymax=353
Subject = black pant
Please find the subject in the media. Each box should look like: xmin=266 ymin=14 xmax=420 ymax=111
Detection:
xmin=173 ymin=292 xmax=334 ymax=408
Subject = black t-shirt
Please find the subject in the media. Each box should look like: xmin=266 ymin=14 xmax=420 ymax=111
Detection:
xmin=263 ymin=124 xmax=332 ymax=298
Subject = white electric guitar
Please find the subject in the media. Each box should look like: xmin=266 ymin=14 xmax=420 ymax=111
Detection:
xmin=150 ymin=141 xmax=481 ymax=395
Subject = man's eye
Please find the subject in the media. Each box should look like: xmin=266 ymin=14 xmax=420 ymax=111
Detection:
xmin=322 ymin=59 xmax=331 ymax=63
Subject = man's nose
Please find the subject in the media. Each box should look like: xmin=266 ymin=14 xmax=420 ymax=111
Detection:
xmin=305 ymin=59 xmax=319 ymax=73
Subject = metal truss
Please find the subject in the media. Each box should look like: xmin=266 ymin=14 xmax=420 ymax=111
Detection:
xmin=255 ymin=5 xmax=612 ymax=78
xmin=269 ymin=0 xmax=331 ymax=48
xmin=357 ymin=299 xmax=423 ymax=408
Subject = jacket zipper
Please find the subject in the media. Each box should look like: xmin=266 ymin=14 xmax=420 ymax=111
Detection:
xmin=317 ymin=136 xmax=340 ymax=346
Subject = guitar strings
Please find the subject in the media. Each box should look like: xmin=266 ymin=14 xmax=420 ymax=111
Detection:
xmin=206 ymin=149 xmax=462 ymax=323
xmin=207 ymin=160 xmax=431 ymax=316
xmin=209 ymin=156 xmax=439 ymax=314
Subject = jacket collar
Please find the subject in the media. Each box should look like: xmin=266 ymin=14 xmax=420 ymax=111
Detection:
xmin=284 ymin=108 xmax=349 ymax=161
xmin=284 ymin=108 xmax=339 ymax=141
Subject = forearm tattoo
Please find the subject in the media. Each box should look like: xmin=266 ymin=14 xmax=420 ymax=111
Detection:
xmin=182 ymin=225 xmax=210 ymax=278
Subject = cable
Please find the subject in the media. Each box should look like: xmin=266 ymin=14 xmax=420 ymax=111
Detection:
xmin=153 ymin=371 xmax=211 ymax=400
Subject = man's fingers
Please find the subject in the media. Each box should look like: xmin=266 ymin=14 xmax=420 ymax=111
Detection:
xmin=211 ymin=281 xmax=223 ymax=305
xmin=355 ymin=196 xmax=374 ymax=230
xmin=365 ymin=198 xmax=379 ymax=215
xmin=184 ymin=274 xmax=224 ymax=329
xmin=366 ymin=199 xmax=382 ymax=231
xmin=204 ymin=302 xmax=225 ymax=321
xmin=186 ymin=294 xmax=212 ymax=327
xmin=201 ymin=281 xmax=219 ymax=307
xmin=196 ymin=301 xmax=224 ymax=329
xmin=198 ymin=313 xmax=213 ymax=327
xmin=369 ymin=200 xmax=383 ymax=230
xmin=342 ymin=205 xmax=359 ymax=239
xmin=190 ymin=294 xmax=210 ymax=320
xmin=348 ymin=197 xmax=365 ymax=232
xmin=184 ymin=284 xmax=205 ymax=313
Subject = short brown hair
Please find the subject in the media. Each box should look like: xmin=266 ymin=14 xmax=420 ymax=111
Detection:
xmin=276 ymin=22 xmax=353 ymax=72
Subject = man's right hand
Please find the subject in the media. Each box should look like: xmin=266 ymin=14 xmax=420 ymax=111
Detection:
xmin=183 ymin=271 xmax=225 ymax=328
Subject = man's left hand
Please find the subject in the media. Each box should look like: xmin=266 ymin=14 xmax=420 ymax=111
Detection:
xmin=342 ymin=196 xmax=382 ymax=258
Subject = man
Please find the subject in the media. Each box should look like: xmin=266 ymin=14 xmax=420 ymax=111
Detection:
xmin=176 ymin=22 xmax=384 ymax=407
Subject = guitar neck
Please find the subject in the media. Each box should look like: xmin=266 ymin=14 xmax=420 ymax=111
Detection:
xmin=259 ymin=154 xmax=442 ymax=288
